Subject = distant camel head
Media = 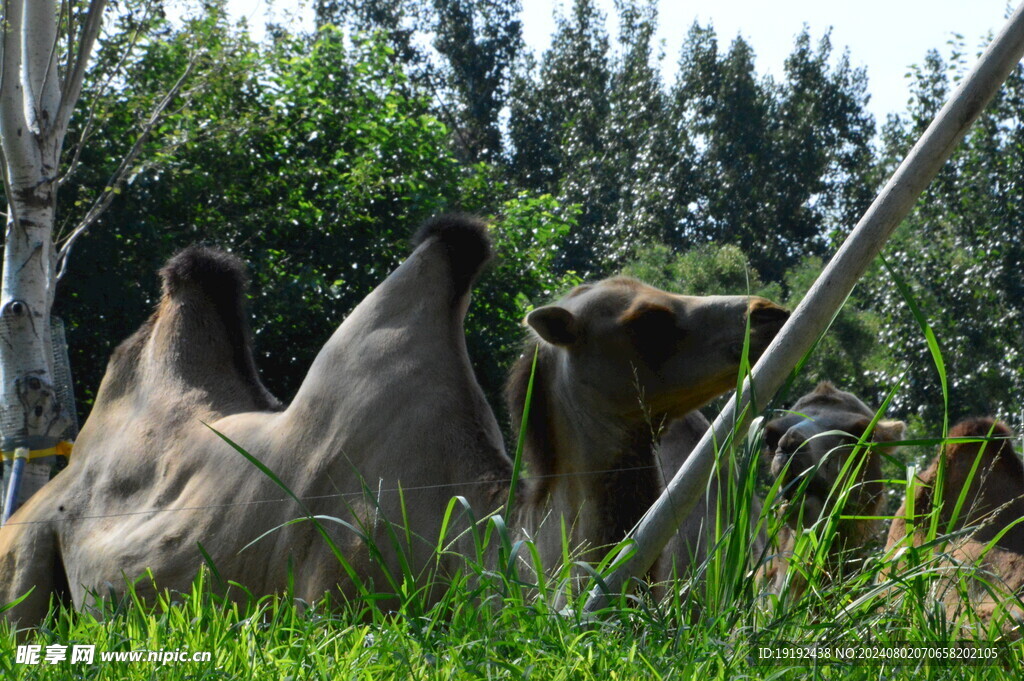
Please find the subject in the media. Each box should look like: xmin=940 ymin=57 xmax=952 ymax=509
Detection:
xmin=887 ymin=417 xmax=1024 ymax=552
xmin=765 ymin=382 xmax=905 ymax=530
xmin=886 ymin=418 xmax=1024 ymax=631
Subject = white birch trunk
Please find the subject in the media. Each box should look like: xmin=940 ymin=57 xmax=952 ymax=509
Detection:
xmin=0 ymin=0 xmax=105 ymax=516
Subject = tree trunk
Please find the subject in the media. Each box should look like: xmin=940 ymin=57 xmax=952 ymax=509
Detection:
xmin=0 ymin=1 xmax=100 ymax=518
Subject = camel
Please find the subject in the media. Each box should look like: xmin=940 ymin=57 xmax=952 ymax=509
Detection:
xmin=0 ymin=215 xmax=514 ymax=625
xmin=885 ymin=418 xmax=1024 ymax=629
xmin=759 ymin=382 xmax=905 ymax=595
xmin=505 ymin=277 xmax=788 ymax=581
xmin=654 ymin=411 xmax=767 ymax=584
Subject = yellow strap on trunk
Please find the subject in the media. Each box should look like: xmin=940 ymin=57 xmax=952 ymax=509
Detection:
xmin=1 ymin=441 xmax=73 ymax=461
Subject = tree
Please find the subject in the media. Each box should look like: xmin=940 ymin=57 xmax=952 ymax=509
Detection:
xmin=0 ymin=0 xmax=108 ymax=514
xmin=430 ymin=0 xmax=524 ymax=163
xmin=320 ymin=0 xmax=524 ymax=165
xmin=601 ymin=0 xmax=683 ymax=265
xmin=869 ymin=41 xmax=1024 ymax=429
xmin=673 ymin=25 xmax=875 ymax=282
xmin=318 ymin=0 xmax=432 ymax=78
xmin=507 ymin=0 xmax=612 ymax=275
xmin=0 ymin=0 xmax=210 ymax=515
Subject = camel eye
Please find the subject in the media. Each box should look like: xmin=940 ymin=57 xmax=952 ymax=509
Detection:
xmin=763 ymin=416 xmax=800 ymax=452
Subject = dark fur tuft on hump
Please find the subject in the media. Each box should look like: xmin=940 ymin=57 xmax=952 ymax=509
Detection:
xmin=160 ymin=245 xmax=249 ymax=303
xmin=945 ymin=418 xmax=1020 ymax=473
xmin=411 ymin=213 xmax=493 ymax=296
xmin=158 ymin=245 xmax=281 ymax=411
xmin=948 ymin=417 xmax=1014 ymax=441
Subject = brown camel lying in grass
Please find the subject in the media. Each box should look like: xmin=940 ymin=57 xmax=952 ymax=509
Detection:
xmin=506 ymin=277 xmax=787 ymax=581
xmin=886 ymin=418 xmax=1024 ymax=630
xmin=759 ymin=382 xmax=905 ymax=595
xmin=0 ymin=215 xmax=514 ymax=625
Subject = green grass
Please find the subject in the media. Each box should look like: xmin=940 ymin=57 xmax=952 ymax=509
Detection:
xmin=2 ymin=423 xmax=1022 ymax=680
xmin=0 ymin=546 xmax=1020 ymax=679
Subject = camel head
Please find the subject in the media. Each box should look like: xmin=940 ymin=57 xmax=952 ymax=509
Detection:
xmin=889 ymin=417 xmax=1024 ymax=550
xmin=520 ymin=276 xmax=789 ymax=423
xmin=885 ymin=418 xmax=1024 ymax=632
xmin=765 ymin=382 xmax=905 ymax=529
xmin=505 ymin=276 xmax=786 ymax=566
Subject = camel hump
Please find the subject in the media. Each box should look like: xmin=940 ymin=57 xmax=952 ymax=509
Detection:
xmin=152 ymin=245 xmax=281 ymax=412
xmin=945 ymin=417 xmax=1021 ymax=478
xmin=411 ymin=213 xmax=493 ymax=297
xmin=948 ymin=417 xmax=1014 ymax=441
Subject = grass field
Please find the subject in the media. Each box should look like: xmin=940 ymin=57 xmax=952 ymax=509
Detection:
xmin=2 ymin=422 xmax=1022 ymax=680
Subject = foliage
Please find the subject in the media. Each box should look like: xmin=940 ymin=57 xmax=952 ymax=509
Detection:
xmin=464 ymin=188 xmax=580 ymax=418
xmin=621 ymin=241 xmax=780 ymax=299
xmin=56 ymin=15 xmax=571 ymax=418
xmin=673 ymin=25 xmax=876 ymax=282
xmin=429 ymin=0 xmax=525 ymax=163
xmin=868 ymin=44 xmax=1024 ymax=427
xmin=781 ymin=256 xmax=893 ymax=406
xmin=318 ymin=0 xmax=525 ymax=165
xmin=508 ymin=0 xmax=614 ymax=275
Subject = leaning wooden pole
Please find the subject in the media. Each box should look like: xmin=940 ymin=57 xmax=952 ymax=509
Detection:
xmin=585 ymin=1 xmax=1024 ymax=612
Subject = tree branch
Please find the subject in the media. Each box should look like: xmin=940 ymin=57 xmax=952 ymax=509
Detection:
xmin=58 ymin=0 xmax=157 ymax=187
xmin=0 ymin=0 xmax=7 ymax=93
xmin=54 ymin=0 xmax=107 ymax=142
xmin=36 ymin=0 xmax=66 ymax=134
xmin=0 ymin=0 xmax=36 ymax=178
xmin=18 ymin=0 xmax=43 ymax=135
xmin=0 ymin=149 xmax=23 ymax=235
xmin=63 ymin=0 xmax=76 ymax=83
xmin=0 ymin=0 xmax=15 ymax=219
xmin=56 ymin=54 xmax=196 ymax=282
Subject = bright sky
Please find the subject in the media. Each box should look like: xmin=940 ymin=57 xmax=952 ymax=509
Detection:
xmin=222 ymin=0 xmax=1018 ymax=123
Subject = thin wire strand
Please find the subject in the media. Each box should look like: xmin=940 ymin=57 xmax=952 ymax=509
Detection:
xmin=3 ymin=434 xmax=1011 ymax=528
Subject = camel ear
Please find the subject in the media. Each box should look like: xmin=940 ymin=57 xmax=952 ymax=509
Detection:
xmin=762 ymin=414 xmax=801 ymax=453
xmin=872 ymin=419 xmax=907 ymax=444
xmin=526 ymin=306 xmax=579 ymax=346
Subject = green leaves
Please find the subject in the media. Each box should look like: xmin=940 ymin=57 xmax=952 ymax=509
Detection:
xmin=869 ymin=50 xmax=1024 ymax=427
